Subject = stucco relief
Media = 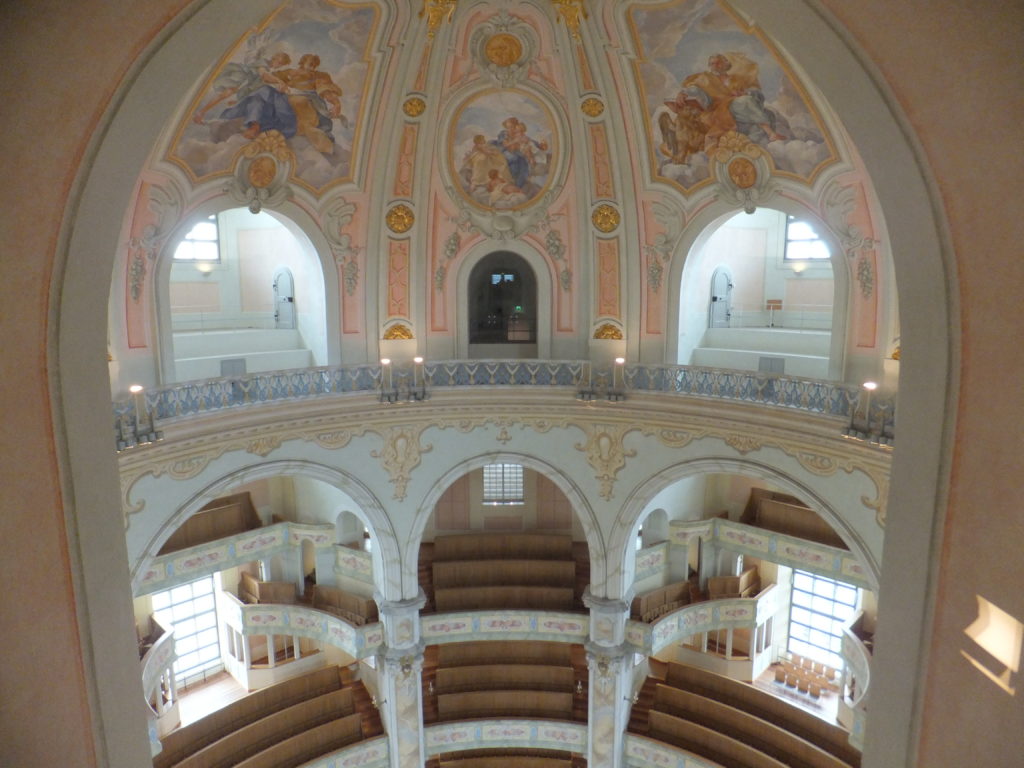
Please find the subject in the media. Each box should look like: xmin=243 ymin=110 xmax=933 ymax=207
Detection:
xmin=576 ymin=424 xmax=638 ymax=500
xmin=469 ymin=12 xmax=536 ymax=88
xmin=371 ymin=425 xmax=433 ymax=500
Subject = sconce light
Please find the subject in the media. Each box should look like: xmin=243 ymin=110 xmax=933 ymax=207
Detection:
xmin=791 ymin=262 xmax=807 ymax=274
xmin=575 ymin=679 xmax=584 ymax=695
xmin=195 ymin=262 xmax=214 ymax=275
xmin=408 ymin=356 xmax=428 ymax=402
xmin=379 ymin=358 xmax=399 ymax=404
xmin=116 ymin=384 xmax=163 ymax=451
xmin=576 ymin=360 xmax=596 ymax=401
xmin=607 ymin=357 xmax=626 ymax=402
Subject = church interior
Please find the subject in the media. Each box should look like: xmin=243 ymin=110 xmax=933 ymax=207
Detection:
xmin=1 ymin=1 xmax=1022 ymax=767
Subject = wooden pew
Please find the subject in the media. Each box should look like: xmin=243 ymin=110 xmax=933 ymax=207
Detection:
xmin=433 ymin=585 xmax=574 ymax=612
xmin=630 ymin=581 xmax=692 ymax=622
xmin=437 ymin=641 xmax=573 ymax=668
xmin=175 ymin=688 xmax=354 ymax=768
xmin=437 ymin=690 xmax=574 ymax=721
xmin=649 ymin=710 xmax=789 ymax=768
xmin=231 ymin=712 xmax=363 ymax=768
xmin=435 ymin=664 xmax=574 ymax=694
xmin=433 ymin=533 xmax=574 ymax=561
xmin=154 ymin=666 xmax=345 ymax=768
xmin=433 ymin=559 xmax=575 ymax=588
xmin=311 ymin=584 xmax=379 ymax=624
xmin=663 ymin=663 xmax=860 ymax=766
xmin=653 ymin=685 xmax=849 ymax=768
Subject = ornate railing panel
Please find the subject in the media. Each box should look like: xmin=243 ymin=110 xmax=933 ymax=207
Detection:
xmin=114 ymin=360 xmax=895 ymax=447
xmin=420 ymin=610 xmax=589 ymax=646
xmin=425 ymin=720 xmax=588 ymax=757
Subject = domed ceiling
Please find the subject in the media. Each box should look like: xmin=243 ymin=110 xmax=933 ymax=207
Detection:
xmin=120 ymin=0 xmax=885 ymax=366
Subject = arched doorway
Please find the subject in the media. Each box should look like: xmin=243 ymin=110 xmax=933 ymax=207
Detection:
xmin=158 ymin=207 xmax=329 ymax=383
xmin=468 ymin=251 xmax=538 ymax=358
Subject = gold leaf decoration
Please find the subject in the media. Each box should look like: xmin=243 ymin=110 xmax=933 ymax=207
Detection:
xmin=403 ymin=97 xmax=426 ymax=117
xmin=383 ymin=323 xmax=414 ymax=340
xmin=551 ymin=0 xmax=588 ymax=40
xmin=484 ymin=33 xmax=523 ymax=67
xmin=247 ymin=435 xmax=283 ymax=457
xmin=593 ymin=322 xmax=623 ymax=340
xmin=592 ymin=203 xmax=620 ymax=233
xmin=580 ymin=97 xmax=604 ymax=117
xmin=371 ymin=425 xmax=432 ymax=500
xmin=421 ymin=0 xmax=457 ymax=39
xmin=724 ymin=434 xmax=762 ymax=455
xmin=386 ymin=203 xmax=415 ymax=233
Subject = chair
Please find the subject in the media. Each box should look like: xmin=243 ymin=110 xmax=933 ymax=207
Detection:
xmin=797 ymin=676 xmax=810 ymax=694
xmin=809 ymin=682 xmax=822 ymax=698
xmin=774 ymin=666 xmax=787 ymax=683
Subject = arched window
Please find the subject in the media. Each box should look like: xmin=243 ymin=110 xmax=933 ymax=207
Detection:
xmin=468 ymin=251 xmax=537 ymax=356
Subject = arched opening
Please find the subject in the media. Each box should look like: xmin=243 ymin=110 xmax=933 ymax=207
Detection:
xmin=678 ymin=207 xmax=839 ymax=379
xmin=467 ymin=251 xmax=538 ymax=358
xmin=160 ymin=207 xmax=328 ymax=382
xmin=628 ymin=470 xmax=876 ymax=727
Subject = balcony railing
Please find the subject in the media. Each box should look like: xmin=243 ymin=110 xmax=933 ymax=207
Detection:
xmin=113 ymin=360 xmax=894 ymax=448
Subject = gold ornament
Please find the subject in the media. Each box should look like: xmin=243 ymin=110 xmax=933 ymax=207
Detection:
xmin=551 ymin=0 xmax=588 ymax=41
xmin=591 ymin=203 xmax=620 ymax=233
xmin=383 ymin=323 xmax=414 ymax=340
xmin=580 ymin=97 xmax=604 ymax=117
xmin=421 ymin=0 xmax=457 ymax=39
xmin=403 ymin=97 xmax=426 ymax=117
xmin=593 ymin=323 xmax=623 ymax=340
xmin=247 ymin=155 xmax=277 ymax=189
xmin=386 ymin=204 xmax=415 ymax=233
xmin=484 ymin=33 xmax=523 ymax=67
xmin=728 ymin=156 xmax=757 ymax=189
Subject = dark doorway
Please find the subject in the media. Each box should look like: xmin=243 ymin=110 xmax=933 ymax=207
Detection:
xmin=469 ymin=252 xmax=537 ymax=347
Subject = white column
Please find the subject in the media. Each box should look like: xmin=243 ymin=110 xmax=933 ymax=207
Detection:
xmin=377 ymin=592 xmax=427 ymax=768
xmin=267 ymin=635 xmax=276 ymax=668
xmin=242 ymin=634 xmax=251 ymax=668
xmin=584 ymin=590 xmax=633 ymax=768
xmin=293 ymin=635 xmax=302 ymax=660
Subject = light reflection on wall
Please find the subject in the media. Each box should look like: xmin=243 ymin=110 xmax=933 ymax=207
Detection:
xmin=962 ymin=595 xmax=1022 ymax=695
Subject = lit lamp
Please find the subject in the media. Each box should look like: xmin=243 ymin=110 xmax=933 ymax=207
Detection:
xmin=409 ymin=356 xmax=428 ymax=401
xmin=576 ymin=360 xmax=596 ymax=401
xmin=379 ymin=358 xmax=398 ymax=403
xmin=862 ymin=381 xmax=878 ymax=433
xmin=608 ymin=357 xmax=626 ymax=402
xmin=118 ymin=384 xmax=163 ymax=449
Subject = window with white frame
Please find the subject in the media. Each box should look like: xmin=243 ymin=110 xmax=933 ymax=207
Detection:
xmin=788 ymin=569 xmax=859 ymax=668
xmin=784 ymin=216 xmax=830 ymax=260
xmin=150 ymin=575 xmax=222 ymax=686
xmin=173 ymin=214 xmax=220 ymax=261
xmin=482 ymin=463 xmax=524 ymax=505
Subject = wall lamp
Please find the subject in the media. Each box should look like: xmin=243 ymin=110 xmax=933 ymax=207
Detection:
xmin=379 ymin=357 xmax=429 ymax=404
xmin=607 ymin=357 xmax=626 ymax=402
xmin=116 ymin=384 xmax=164 ymax=450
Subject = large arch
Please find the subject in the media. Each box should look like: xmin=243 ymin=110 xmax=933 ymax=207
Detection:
xmin=50 ymin=1 xmax=955 ymax=766
xmin=670 ymin=198 xmax=853 ymax=382
xmin=129 ymin=459 xmax=401 ymax=602
xmin=606 ymin=457 xmax=881 ymax=603
xmin=408 ymin=451 xmax=605 ymax=603
xmin=148 ymin=197 xmax=342 ymax=386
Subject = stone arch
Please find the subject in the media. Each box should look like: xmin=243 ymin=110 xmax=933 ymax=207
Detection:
xmin=149 ymin=196 xmax=341 ymax=385
xmin=407 ymin=451 xmax=605 ymax=603
xmin=52 ymin=1 xmax=953 ymax=763
xmin=607 ymin=456 xmax=881 ymax=602
xmin=130 ymin=459 xmax=400 ymax=605
xmin=666 ymin=196 xmax=852 ymax=382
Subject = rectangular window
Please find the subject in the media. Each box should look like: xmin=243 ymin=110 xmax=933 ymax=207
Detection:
xmin=151 ymin=575 xmax=223 ymax=686
xmin=787 ymin=569 xmax=858 ymax=668
xmin=482 ymin=463 xmax=524 ymax=506
xmin=784 ymin=216 xmax=831 ymax=260
xmin=173 ymin=214 xmax=220 ymax=261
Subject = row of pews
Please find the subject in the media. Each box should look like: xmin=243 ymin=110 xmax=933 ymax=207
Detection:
xmin=154 ymin=666 xmax=380 ymax=768
xmin=632 ymin=661 xmax=860 ymax=768
xmin=423 ymin=640 xmax=588 ymax=724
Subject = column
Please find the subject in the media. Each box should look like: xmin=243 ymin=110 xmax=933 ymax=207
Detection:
xmin=376 ymin=592 xmax=427 ymax=768
xmin=584 ymin=590 xmax=633 ymax=768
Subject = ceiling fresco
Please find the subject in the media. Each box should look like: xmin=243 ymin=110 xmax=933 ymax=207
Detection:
xmin=168 ymin=0 xmax=379 ymax=192
xmin=628 ymin=0 xmax=836 ymax=190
